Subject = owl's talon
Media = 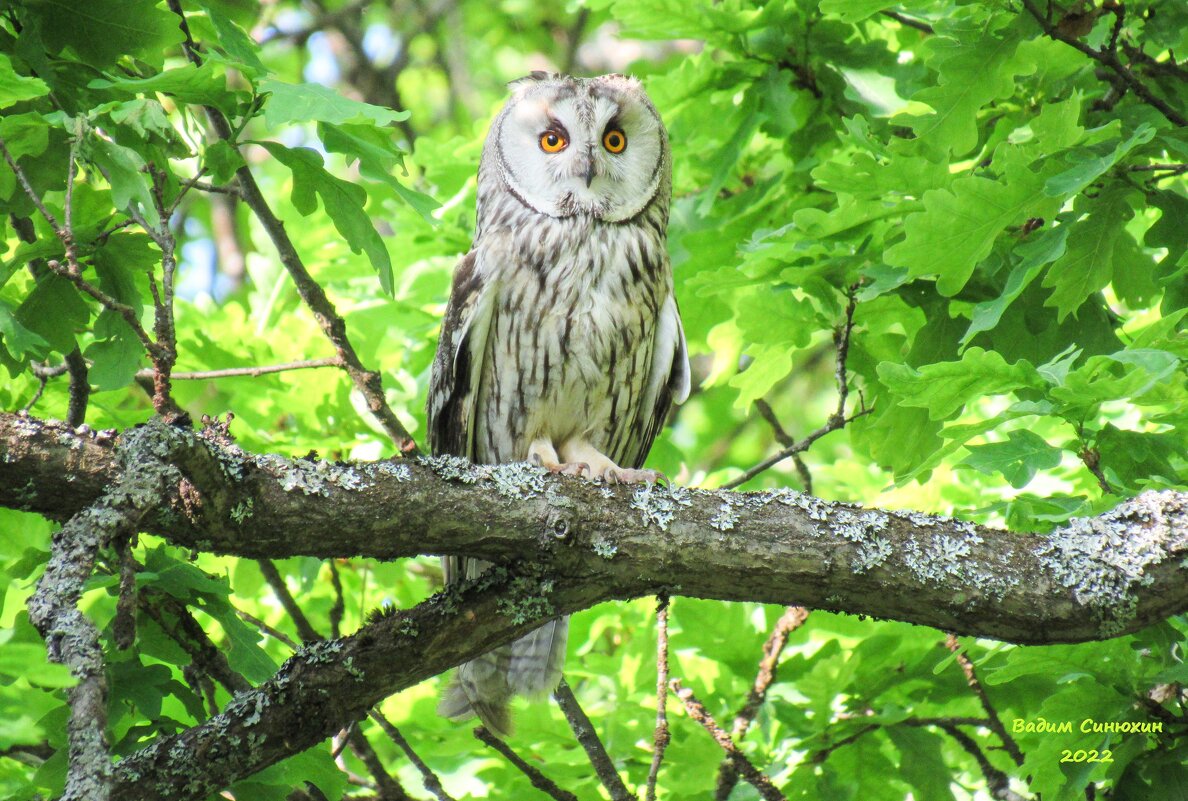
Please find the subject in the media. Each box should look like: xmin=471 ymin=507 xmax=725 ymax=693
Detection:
xmin=602 ymin=467 xmax=664 ymax=485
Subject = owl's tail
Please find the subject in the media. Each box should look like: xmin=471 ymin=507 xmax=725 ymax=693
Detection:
xmin=437 ymin=617 xmax=570 ymax=738
xmin=438 ymin=680 xmax=513 ymax=737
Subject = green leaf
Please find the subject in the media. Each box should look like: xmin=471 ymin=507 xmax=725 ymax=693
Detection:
xmin=1042 ymin=189 xmax=1135 ymax=321
xmin=898 ymin=21 xmax=1035 ymax=154
xmin=26 ymin=0 xmax=185 ymax=69
xmin=818 ymin=0 xmax=906 ymax=23
xmin=958 ymin=429 xmax=1063 ymax=488
xmin=0 ymin=300 xmax=49 ymax=361
xmin=204 ymin=140 xmax=246 ymax=184
xmin=205 ymin=10 xmax=270 ymax=77
xmin=258 ymin=142 xmax=393 ymax=293
xmin=86 ymin=138 xmax=157 ymax=225
xmin=0 ymin=644 xmax=75 ymax=689
xmin=84 ymin=330 xmax=143 ymax=392
xmin=1043 ymin=123 xmax=1156 ymax=198
xmin=886 ymin=171 xmax=1043 ymax=296
xmin=14 ymin=274 xmax=89 ymax=355
xmin=89 ymin=63 xmax=240 ymax=117
xmin=318 ymin=122 xmax=439 ymax=222
xmin=0 ymin=53 xmax=49 ymax=109
xmin=962 ymin=225 xmax=1069 ymax=346
xmin=877 ymin=347 xmax=1042 ymax=420
xmin=260 ymin=79 xmax=410 ymax=129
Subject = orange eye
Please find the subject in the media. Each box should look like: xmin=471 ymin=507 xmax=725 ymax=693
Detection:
xmin=540 ymin=131 xmax=568 ymax=153
xmin=603 ymin=128 xmax=627 ymax=153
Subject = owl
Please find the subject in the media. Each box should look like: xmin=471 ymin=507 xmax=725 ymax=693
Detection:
xmin=427 ymin=72 xmax=690 ymax=736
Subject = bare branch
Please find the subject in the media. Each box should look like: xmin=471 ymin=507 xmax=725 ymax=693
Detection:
xmin=715 ymin=607 xmax=809 ymax=800
xmin=670 ymin=679 xmax=785 ymax=801
xmin=258 ymin=559 xmax=324 ymax=644
xmin=344 ymin=727 xmax=415 ymax=801
xmin=645 ymin=594 xmax=670 ymax=801
xmin=879 ymin=9 xmax=935 ymax=34
xmin=370 ymin=712 xmax=456 ymax=801
xmin=724 ymin=291 xmax=868 ymax=489
xmin=0 ymin=136 xmax=63 ymax=234
xmin=933 ymin=722 xmax=1030 ymax=801
xmin=136 ymin=357 xmax=344 ymax=381
xmin=944 ymin=634 xmax=1024 ymax=765
xmin=474 ymin=726 xmax=579 ymax=801
xmin=554 ymin=679 xmax=636 ymax=801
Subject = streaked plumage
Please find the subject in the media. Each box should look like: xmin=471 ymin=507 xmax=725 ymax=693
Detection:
xmin=427 ymin=72 xmax=690 ymax=736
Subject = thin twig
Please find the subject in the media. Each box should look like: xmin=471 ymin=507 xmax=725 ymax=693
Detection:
xmin=236 ymin=608 xmax=299 ymax=650
xmin=715 ymin=607 xmax=809 ymax=800
xmin=754 ymin=399 xmax=814 ymax=493
xmin=370 ymin=712 xmax=457 ymax=801
xmin=1019 ymin=0 xmax=1187 ymax=127
xmin=808 ymin=715 xmax=992 ymax=764
xmin=328 ymin=561 xmax=345 ymax=640
xmin=141 ymin=588 xmax=252 ymax=695
xmin=670 ymin=679 xmax=785 ymax=801
xmin=257 ymin=559 xmax=323 ymax=643
xmin=0 ymin=137 xmax=62 ymax=234
xmin=554 ymin=679 xmax=636 ymax=801
xmin=166 ymin=0 xmax=420 ymax=455
xmin=724 ymin=292 xmax=867 ymax=489
xmin=934 ymin=722 xmax=1029 ymax=801
xmin=645 ymin=595 xmax=670 ymax=801
xmin=344 ymin=727 xmax=413 ymax=801
xmin=112 ymin=538 xmax=138 ymax=650
xmin=473 ymin=726 xmax=579 ymax=801
xmin=879 ymin=9 xmax=934 ymax=34
xmin=135 ymin=357 xmax=344 ymax=381
xmin=944 ymin=634 xmax=1024 ymax=765
xmin=44 ymin=259 xmax=160 ymax=357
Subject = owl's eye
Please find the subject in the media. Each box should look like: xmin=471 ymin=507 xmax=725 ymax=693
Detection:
xmin=539 ymin=131 xmax=568 ymax=153
xmin=602 ymin=128 xmax=627 ymax=153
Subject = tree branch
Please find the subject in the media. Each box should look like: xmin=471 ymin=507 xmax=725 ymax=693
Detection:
xmin=554 ymin=679 xmax=635 ymax=801
xmin=715 ymin=606 xmax=808 ymax=800
xmin=670 ymin=679 xmax=785 ymax=801
xmin=3 ymin=411 xmax=1187 ymax=645
xmin=473 ymin=727 xmax=579 ymax=801
xmin=3 ymin=411 xmax=1187 ymax=800
xmin=645 ymin=594 xmax=670 ymax=801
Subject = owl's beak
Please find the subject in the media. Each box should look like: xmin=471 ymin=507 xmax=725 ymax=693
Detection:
xmin=583 ymin=161 xmax=596 ymax=188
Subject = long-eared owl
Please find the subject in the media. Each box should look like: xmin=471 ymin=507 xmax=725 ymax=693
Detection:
xmin=427 ymin=72 xmax=690 ymax=736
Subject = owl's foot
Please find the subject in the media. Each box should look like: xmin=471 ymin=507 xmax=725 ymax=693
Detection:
xmin=558 ymin=440 xmax=665 ymax=484
xmin=528 ymin=438 xmax=591 ymax=477
xmin=601 ymin=466 xmax=664 ymax=484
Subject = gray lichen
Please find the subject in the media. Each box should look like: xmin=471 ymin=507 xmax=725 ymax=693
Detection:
xmin=591 ymin=533 xmax=618 ymax=559
xmin=259 ymin=454 xmax=371 ymax=497
xmin=1035 ymin=490 xmax=1188 ymax=635
xmin=418 ymin=455 xmax=548 ymax=499
xmin=630 ymin=483 xmax=692 ymax=530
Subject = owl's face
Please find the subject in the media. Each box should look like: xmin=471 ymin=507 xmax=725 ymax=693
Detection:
xmin=486 ymin=73 xmax=668 ymax=223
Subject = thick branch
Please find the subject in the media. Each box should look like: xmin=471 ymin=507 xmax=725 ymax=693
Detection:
xmin=4 ymin=411 xmax=1188 ymax=800
xmin=3 ymin=411 xmax=1187 ymax=646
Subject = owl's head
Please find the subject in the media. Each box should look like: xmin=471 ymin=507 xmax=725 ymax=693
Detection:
xmin=483 ymin=73 xmax=669 ymax=223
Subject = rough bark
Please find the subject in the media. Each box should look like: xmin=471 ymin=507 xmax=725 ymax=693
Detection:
xmin=2 ymin=410 xmax=1187 ymax=800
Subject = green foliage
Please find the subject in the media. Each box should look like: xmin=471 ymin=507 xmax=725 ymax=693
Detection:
xmin=1 ymin=0 xmax=1186 ymax=799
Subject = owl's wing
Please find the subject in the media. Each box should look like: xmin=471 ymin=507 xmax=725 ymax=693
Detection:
xmin=624 ymin=290 xmax=690 ymax=470
xmin=427 ymin=250 xmax=497 ymax=461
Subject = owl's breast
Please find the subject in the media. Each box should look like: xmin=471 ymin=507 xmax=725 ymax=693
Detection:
xmin=474 ymin=221 xmax=668 ymax=464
